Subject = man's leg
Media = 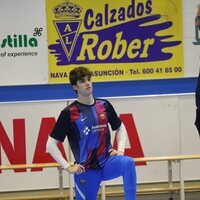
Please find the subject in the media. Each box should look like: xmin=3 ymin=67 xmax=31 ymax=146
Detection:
xmin=74 ymin=170 xmax=101 ymax=200
xmin=102 ymin=155 xmax=137 ymax=200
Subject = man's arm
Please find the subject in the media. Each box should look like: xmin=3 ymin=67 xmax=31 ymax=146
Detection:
xmin=46 ymin=136 xmax=70 ymax=169
xmin=46 ymin=136 xmax=85 ymax=174
xmin=116 ymin=122 xmax=127 ymax=153
xmin=109 ymin=122 xmax=127 ymax=156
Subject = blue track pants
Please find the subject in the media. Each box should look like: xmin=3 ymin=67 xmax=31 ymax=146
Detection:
xmin=74 ymin=155 xmax=137 ymax=200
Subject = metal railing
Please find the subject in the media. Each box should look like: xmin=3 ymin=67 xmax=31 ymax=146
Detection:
xmin=1 ymin=154 xmax=200 ymax=200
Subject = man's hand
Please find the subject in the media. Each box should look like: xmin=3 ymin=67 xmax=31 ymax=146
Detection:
xmin=66 ymin=164 xmax=85 ymax=174
xmin=108 ymin=149 xmax=124 ymax=156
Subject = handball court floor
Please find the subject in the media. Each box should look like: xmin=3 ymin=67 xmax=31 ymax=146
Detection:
xmin=0 ymin=192 xmax=200 ymax=200
xmin=108 ymin=192 xmax=200 ymax=200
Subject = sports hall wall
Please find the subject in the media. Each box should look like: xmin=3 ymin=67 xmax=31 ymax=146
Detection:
xmin=0 ymin=0 xmax=200 ymax=192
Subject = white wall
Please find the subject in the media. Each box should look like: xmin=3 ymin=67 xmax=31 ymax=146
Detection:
xmin=0 ymin=95 xmax=199 ymax=192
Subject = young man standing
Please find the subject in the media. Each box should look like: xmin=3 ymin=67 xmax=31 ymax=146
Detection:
xmin=46 ymin=66 xmax=137 ymax=200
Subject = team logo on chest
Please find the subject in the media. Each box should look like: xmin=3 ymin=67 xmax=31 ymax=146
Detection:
xmin=100 ymin=113 xmax=106 ymax=120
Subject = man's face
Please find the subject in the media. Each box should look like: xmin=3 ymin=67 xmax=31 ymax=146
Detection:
xmin=73 ymin=76 xmax=93 ymax=96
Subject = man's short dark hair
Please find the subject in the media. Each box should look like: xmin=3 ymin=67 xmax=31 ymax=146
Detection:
xmin=69 ymin=66 xmax=92 ymax=85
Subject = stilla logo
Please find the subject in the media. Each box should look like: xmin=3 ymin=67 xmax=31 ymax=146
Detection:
xmin=48 ymin=0 xmax=181 ymax=66
xmin=1 ymin=35 xmax=38 ymax=48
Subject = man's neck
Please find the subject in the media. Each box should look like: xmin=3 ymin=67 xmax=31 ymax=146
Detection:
xmin=77 ymin=95 xmax=95 ymax=105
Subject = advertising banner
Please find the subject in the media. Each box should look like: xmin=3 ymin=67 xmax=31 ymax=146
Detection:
xmin=0 ymin=0 xmax=48 ymax=85
xmin=2 ymin=0 xmax=200 ymax=86
xmin=46 ymin=0 xmax=184 ymax=83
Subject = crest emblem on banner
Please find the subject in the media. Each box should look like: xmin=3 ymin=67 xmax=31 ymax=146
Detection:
xmin=50 ymin=1 xmax=82 ymax=61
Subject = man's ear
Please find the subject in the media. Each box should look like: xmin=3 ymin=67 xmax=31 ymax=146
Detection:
xmin=72 ymin=84 xmax=78 ymax=91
